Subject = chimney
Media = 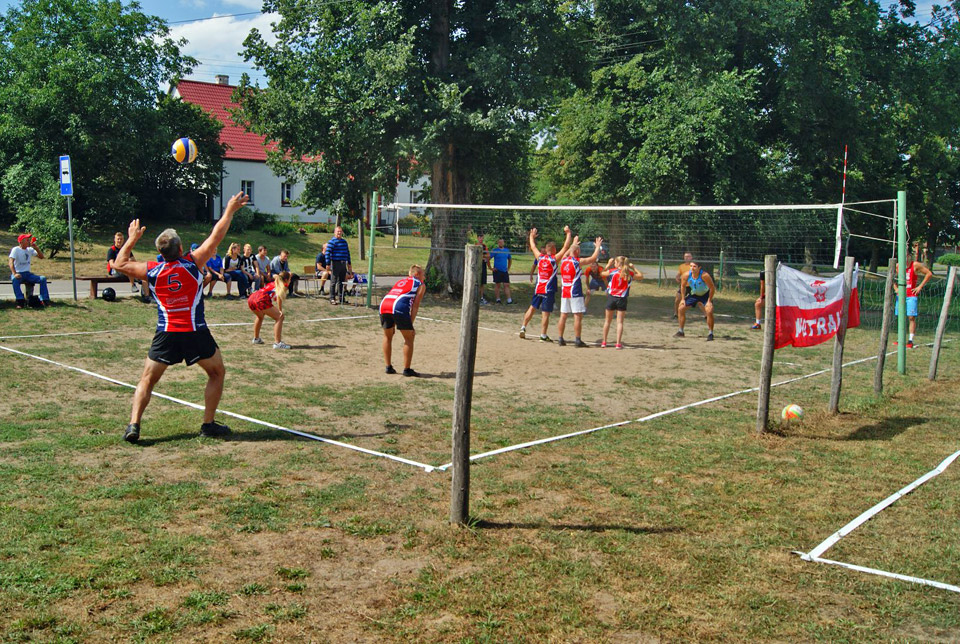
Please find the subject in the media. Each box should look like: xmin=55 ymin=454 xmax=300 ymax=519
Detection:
xmin=215 ymin=75 xmax=230 ymax=86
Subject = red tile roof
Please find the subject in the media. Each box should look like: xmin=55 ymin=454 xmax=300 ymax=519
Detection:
xmin=173 ymin=80 xmax=271 ymax=162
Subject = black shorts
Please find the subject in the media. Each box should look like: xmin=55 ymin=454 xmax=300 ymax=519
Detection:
xmin=605 ymin=294 xmax=628 ymax=311
xmin=493 ymin=269 xmax=510 ymax=284
xmin=380 ymin=313 xmax=414 ymax=331
xmin=480 ymin=262 xmax=488 ymax=285
xmin=148 ymin=328 xmax=219 ymax=366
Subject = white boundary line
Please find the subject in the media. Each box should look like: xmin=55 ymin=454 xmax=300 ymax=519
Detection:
xmin=434 ymin=344 xmax=946 ymax=471
xmin=796 ymin=449 xmax=960 ymax=594
xmin=0 ymin=315 xmax=376 ymax=340
xmin=0 ymin=344 xmax=435 ymax=473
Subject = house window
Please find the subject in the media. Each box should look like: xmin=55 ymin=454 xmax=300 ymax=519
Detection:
xmin=241 ymin=180 xmax=254 ymax=204
xmin=281 ymin=182 xmax=293 ymax=207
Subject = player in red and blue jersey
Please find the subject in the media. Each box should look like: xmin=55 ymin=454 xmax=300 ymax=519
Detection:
xmin=111 ymin=191 xmax=250 ymax=444
xmin=600 ymin=256 xmax=642 ymax=349
xmin=380 ymin=265 xmax=426 ymax=376
xmin=556 ymin=236 xmax=603 ymax=347
xmin=519 ymin=225 xmax=573 ymax=342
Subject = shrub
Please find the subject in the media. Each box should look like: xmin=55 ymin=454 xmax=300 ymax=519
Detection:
xmin=424 ymin=265 xmax=446 ymax=293
xmin=261 ymin=221 xmax=298 ymax=237
xmin=935 ymin=253 xmax=960 ymax=267
xmin=231 ymin=206 xmax=255 ymax=232
xmin=251 ymin=210 xmax=278 ymax=230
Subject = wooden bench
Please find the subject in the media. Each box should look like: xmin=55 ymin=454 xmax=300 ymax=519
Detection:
xmin=77 ymin=275 xmax=129 ymax=298
xmin=1 ymin=279 xmax=36 ymax=299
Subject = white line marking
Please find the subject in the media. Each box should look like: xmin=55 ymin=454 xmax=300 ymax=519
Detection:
xmin=0 ymin=329 xmax=125 ymax=340
xmin=0 ymin=344 xmax=435 ymax=472
xmin=794 ymin=555 xmax=960 ymax=594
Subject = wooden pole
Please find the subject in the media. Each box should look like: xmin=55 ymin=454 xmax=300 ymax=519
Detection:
xmin=928 ymin=265 xmax=957 ymax=381
xmin=756 ymin=255 xmax=777 ymax=434
xmin=874 ymin=257 xmax=896 ymax=395
xmin=450 ymin=244 xmax=481 ymax=525
xmin=829 ymin=256 xmax=856 ymax=414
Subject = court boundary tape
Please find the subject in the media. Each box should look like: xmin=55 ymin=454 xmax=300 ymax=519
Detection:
xmin=434 ymin=341 xmax=950 ymax=471
xmin=0 ymin=314 xmax=376 ymax=340
xmin=0 ymin=344 xmax=435 ymax=472
xmin=795 ymin=449 xmax=960 ymax=594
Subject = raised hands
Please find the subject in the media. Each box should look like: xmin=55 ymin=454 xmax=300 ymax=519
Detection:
xmin=127 ymin=219 xmax=146 ymax=244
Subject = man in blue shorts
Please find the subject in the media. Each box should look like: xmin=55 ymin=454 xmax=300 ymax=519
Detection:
xmin=894 ymin=251 xmax=933 ymax=348
xmin=675 ymin=259 xmax=717 ymax=341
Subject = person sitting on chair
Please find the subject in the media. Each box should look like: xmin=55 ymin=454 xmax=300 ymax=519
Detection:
xmin=107 ymin=231 xmax=141 ymax=293
xmin=315 ymin=243 xmax=332 ymax=296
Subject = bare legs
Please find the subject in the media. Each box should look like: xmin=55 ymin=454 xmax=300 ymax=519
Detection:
xmin=253 ymin=307 xmax=283 ymax=343
xmin=130 ymin=349 xmax=225 ymax=426
xmin=383 ymin=326 xmax=416 ymax=369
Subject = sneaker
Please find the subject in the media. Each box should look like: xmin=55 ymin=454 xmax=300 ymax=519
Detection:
xmin=601 ymin=342 xmax=607 ymax=348
xmin=558 ymin=337 xmax=566 ymax=346
xmin=330 ymin=299 xmax=339 ymax=306
xmin=907 ymin=340 xmax=915 ymax=349
xmin=507 ymin=298 xmax=513 ymax=304
xmin=751 ymin=323 xmax=761 ymax=330
xmin=480 ymin=298 xmax=488 ymax=305
xmin=616 ymin=343 xmax=623 ymax=350
xmin=273 ymin=341 xmax=292 ymax=349
xmin=225 ymin=294 xmax=236 ymax=300
xmin=496 ymin=299 xmax=502 ymax=304
xmin=251 ymin=337 xmax=264 ymax=345
xmin=15 ymin=300 xmax=24 ymax=309
xmin=707 ymin=333 xmax=714 ymax=342
xmin=574 ymin=338 xmax=587 ymax=348
xmin=519 ymin=326 xmax=526 ymax=339
xmin=123 ymin=423 xmax=140 ymax=444
xmin=674 ymin=330 xmax=685 ymax=338
xmin=402 ymin=368 xmax=419 ymax=377
xmin=540 ymin=335 xmax=553 ymax=343
xmin=200 ymin=421 xmax=231 ymax=438
xmin=131 ymin=284 xmax=139 ymax=292
xmin=385 ymin=365 xmax=397 ymax=374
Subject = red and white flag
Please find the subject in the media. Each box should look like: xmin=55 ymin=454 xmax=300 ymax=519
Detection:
xmin=775 ymin=263 xmax=860 ymax=349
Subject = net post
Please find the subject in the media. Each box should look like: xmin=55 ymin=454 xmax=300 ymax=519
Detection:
xmin=756 ymin=254 xmax=777 ymax=434
xmin=928 ymin=265 xmax=957 ymax=381
xmin=829 ymin=256 xmax=856 ymax=414
xmin=874 ymin=257 xmax=896 ymax=395
xmin=897 ymin=190 xmax=907 ymax=374
xmin=718 ymin=250 xmax=724 ymax=290
xmin=451 ymin=243 xmax=481 ymax=525
xmin=657 ymin=247 xmax=663 ymax=289
xmin=366 ymin=191 xmax=377 ymax=308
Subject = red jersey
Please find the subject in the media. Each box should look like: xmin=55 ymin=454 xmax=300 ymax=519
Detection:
xmin=905 ymin=262 xmax=917 ymax=297
xmin=247 ymin=282 xmax=278 ymax=312
xmin=146 ymin=254 xmax=206 ymax=332
xmin=380 ymin=277 xmax=423 ymax=315
xmin=607 ymin=268 xmax=634 ymax=298
xmin=560 ymin=256 xmax=583 ymax=298
xmin=535 ymin=253 xmax=558 ymax=295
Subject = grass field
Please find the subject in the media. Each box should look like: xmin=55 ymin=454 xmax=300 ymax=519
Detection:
xmin=0 ymin=264 xmax=958 ymax=640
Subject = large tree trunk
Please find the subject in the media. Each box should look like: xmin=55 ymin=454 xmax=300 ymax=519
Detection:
xmin=428 ymin=143 xmax=471 ymax=293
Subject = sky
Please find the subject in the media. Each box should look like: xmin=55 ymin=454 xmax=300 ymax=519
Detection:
xmin=0 ymin=0 xmax=947 ymax=90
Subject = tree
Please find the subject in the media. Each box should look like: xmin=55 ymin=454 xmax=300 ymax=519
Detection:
xmin=0 ymin=0 xmax=217 ymax=253
xmin=238 ymin=0 xmax=589 ymax=291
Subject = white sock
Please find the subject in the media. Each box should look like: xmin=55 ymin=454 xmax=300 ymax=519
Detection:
xmin=909 ymin=333 xmax=914 ymax=341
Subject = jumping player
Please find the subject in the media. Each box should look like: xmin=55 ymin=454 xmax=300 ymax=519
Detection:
xmin=519 ymin=226 xmax=573 ymax=342
xmin=600 ymin=256 xmax=641 ymax=348
xmin=248 ymin=271 xmax=292 ymax=349
xmin=380 ymin=265 xmax=426 ymax=377
xmin=676 ymin=259 xmax=716 ymax=341
xmin=557 ymin=236 xmax=603 ymax=347
xmin=673 ymin=251 xmax=695 ymax=318
xmin=894 ymin=251 xmax=933 ymax=348
xmin=111 ymin=191 xmax=250 ymax=444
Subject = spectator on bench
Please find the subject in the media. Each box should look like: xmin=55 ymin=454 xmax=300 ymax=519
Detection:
xmin=315 ymin=243 xmax=332 ymax=296
xmin=107 ymin=231 xmax=141 ymax=293
xmin=9 ymin=233 xmax=49 ymax=308
xmin=203 ymin=246 xmax=225 ymax=297
xmin=223 ymin=242 xmax=250 ymax=299
xmin=241 ymin=243 xmax=262 ymax=292
xmin=254 ymin=245 xmax=271 ymax=285
xmin=270 ymin=249 xmax=302 ymax=297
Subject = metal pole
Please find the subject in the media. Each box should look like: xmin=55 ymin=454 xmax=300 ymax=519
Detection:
xmin=718 ymin=249 xmax=724 ymax=290
xmin=66 ymin=195 xmax=77 ymax=301
xmin=829 ymin=256 xmax=856 ymax=414
xmin=450 ymin=244 xmax=481 ymax=525
xmin=874 ymin=257 xmax=896 ymax=395
xmin=897 ymin=190 xmax=907 ymax=374
xmin=756 ymin=255 xmax=777 ymax=434
xmin=367 ymin=191 xmax=377 ymax=308
xmin=928 ymin=266 xmax=957 ymax=381
xmin=657 ymin=246 xmax=663 ymax=289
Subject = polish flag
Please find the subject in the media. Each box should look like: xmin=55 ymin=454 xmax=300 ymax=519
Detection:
xmin=775 ymin=263 xmax=860 ymax=349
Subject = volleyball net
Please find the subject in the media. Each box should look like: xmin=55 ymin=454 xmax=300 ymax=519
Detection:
xmin=383 ymin=199 xmax=896 ymax=270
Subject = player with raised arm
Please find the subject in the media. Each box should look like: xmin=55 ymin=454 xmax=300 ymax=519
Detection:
xmin=675 ymin=259 xmax=716 ymax=341
xmin=557 ymin=236 xmax=603 ymax=347
xmin=600 ymin=256 xmax=642 ymax=348
xmin=112 ymin=192 xmax=249 ymax=444
xmin=380 ymin=265 xmax=427 ymax=377
xmin=519 ymin=226 xmax=573 ymax=342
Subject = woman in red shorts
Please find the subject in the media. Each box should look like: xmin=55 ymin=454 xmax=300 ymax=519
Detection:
xmin=248 ymin=271 xmax=291 ymax=349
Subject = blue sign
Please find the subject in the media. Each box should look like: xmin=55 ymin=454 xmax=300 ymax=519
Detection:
xmin=59 ymin=155 xmax=73 ymax=196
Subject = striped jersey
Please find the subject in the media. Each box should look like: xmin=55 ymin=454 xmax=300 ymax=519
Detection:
xmin=534 ymin=253 xmax=558 ymax=295
xmin=560 ymin=256 xmax=583 ymax=298
xmin=146 ymin=254 xmax=206 ymax=332
xmin=380 ymin=277 xmax=422 ymax=316
xmin=607 ymin=268 xmax=634 ymax=298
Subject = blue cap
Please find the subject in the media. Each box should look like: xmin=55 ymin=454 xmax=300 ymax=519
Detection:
xmin=190 ymin=243 xmax=199 ymax=251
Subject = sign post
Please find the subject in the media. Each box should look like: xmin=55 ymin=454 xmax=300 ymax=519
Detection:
xmin=59 ymin=155 xmax=78 ymax=301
